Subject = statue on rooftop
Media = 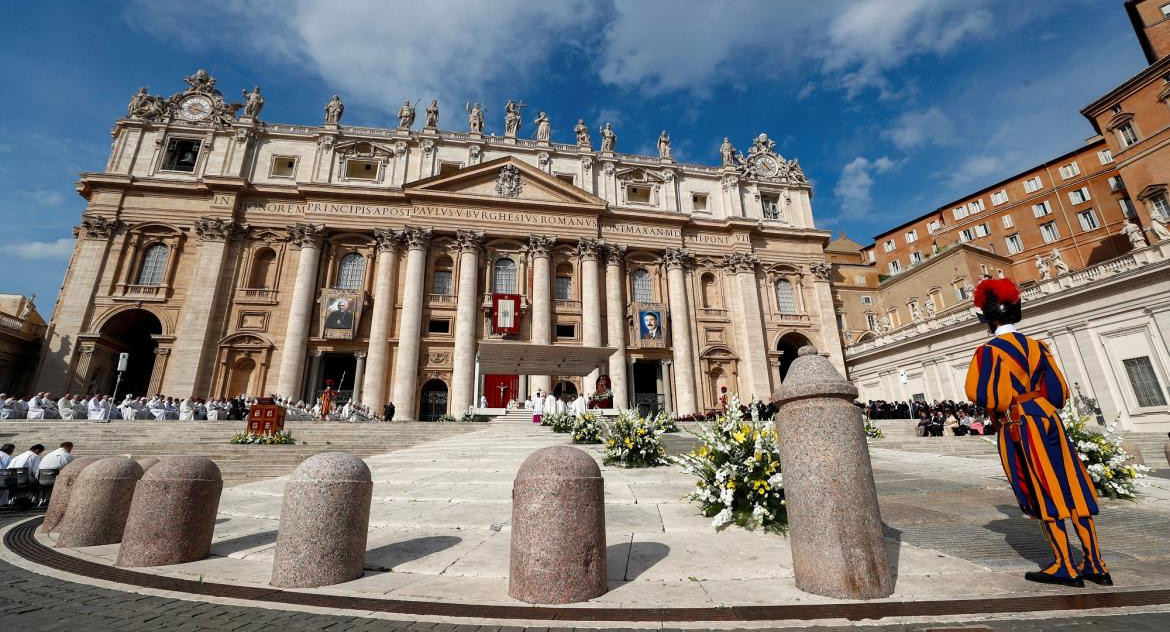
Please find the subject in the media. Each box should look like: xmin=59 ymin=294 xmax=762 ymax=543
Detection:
xmin=504 ymin=99 xmax=525 ymax=138
xmin=183 ymin=69 xmax=219 ymax=94
xmin=534 ymin=111 xmax=551 ymax=142
xmin=466 ymin=102 xmax=485 ymax=133
xmin=424 ymin=99 xmax=439 ymax=128
xmin=1035 ymin=254 xmax=1051 ymax=280
xmin=599 ymin=122 xmax=616 ymax=152
xmin=1122 ymin=220 xmax=1148 ymax=250
xmin=1050 ymin=248 xmax=1069 ymax=275
xmin=127 ymin=87 xmax=149 ymax=117
xmin=720 ymin=137 xmax=736 ymax=167
xmin=241 ymin=86 xmax=264 ymax=119
xmin=657 ymin=130 xmax=671 ymax=160
xmin=574 ymin=119 xmax=591 ymax=149
xmin=397 ymin=99 xmax=416 ymax=129
xmin=925 ymin=296 xmax=937 ymax=318
xmin=324 ymin=95 xmax=344 ymax=125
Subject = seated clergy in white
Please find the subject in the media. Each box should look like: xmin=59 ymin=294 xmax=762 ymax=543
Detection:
xmin=43 ymin=393 xmax=59 ymax=419
xmin=27 ymin=394 xmax=48 ymax=419
xmin=179 ymin=397 xmax=195 ymax=421
xmin=87 ymin=395 xmax=108 ymax=420
xmin=73 ymin=397 xmax=88 ymax=420
xmin=0 ymin=396 xmax=12 ymax=420
xmin=39 ymin=442 xmax=74 ymax=471
xmin=9 ymin=444 xmax=45 ymax=477
xmin=0 ymin=444 xmax=12 ymax=505
xmin=58 ymin=394 xmax=75 ymax=420
xmin=147 ymin=396 xmax=166 ymax=420
xmin=164 ymin=397 xmax=180 ymax=420
xmin=571 ymin=394 xmax=587 ymax=417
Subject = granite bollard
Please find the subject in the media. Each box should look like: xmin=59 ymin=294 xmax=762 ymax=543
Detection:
xmin=774 ymin=346 xmax=894 ymax=599
xmin=509 ymin=445 xmax=607 ymax=604
xmin=135 ymin=457 xmax=160 ymax=472
xmin=1120 ymin=440 xmax=1145 ymax=467
xmin=1163 ymin=433 xmax=1170 ymax=468
xmin=270 ymin=452 xmax=372 ymax=588
xmin=39 ymin=456 xmax=102 ymax=534
xmin=117 ymin=457 xmax=223 ymax=567
xmin=56 ymin=457 xmax=144 ymax=548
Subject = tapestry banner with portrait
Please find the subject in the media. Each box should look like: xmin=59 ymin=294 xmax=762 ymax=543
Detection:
xmin=319 ymin=290 xmax=367 ymax=340
xmin=630 ymin=302 xmax=666 ymax=349
xmin=492 ymin=293 xmax=521 ymax=336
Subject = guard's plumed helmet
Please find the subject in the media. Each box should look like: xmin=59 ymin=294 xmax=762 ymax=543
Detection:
xmin=973 ymin=278 xmax=1022 ymax=325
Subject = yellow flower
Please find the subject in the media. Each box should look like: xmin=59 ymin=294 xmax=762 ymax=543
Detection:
xmin=726 ymin=480 xmax=736 ymax=489
xmin=732 ymin=431 xmax=746 ymax=442
xmin=753 ymin=450 xmax=762 ymax=461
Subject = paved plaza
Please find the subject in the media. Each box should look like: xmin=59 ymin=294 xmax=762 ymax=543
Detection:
xmin=3 ymin=417 xmax=1169 ymax=629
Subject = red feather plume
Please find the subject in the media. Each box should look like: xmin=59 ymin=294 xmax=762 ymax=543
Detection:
xmin=973 ymin=278 xmax=1020 ymax=309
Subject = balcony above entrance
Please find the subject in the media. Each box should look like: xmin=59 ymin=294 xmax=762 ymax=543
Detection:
xmin=477 ymin=342 xmax=616 ymax=376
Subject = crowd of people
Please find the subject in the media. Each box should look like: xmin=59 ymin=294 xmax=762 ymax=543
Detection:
xmin=865 ymin=399 xmax=996 ymax=436
xmin=0 ymin=391 xmax=383 ymax=422
xmin=0 ymin=441 xmax=75 ymax=507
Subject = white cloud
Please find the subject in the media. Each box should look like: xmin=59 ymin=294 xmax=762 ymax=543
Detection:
xmin=883 ymin=107 xmax=956 ymax=151
xmin=947 ymin=155 xmax=1006 ymax=187
xmin=21 ymin=189 xmax=66 ymax=207
xmin=0 ymin=238 xmax=74 ymax=260
xmin=835 ymin=156 xmax=895 ymax=218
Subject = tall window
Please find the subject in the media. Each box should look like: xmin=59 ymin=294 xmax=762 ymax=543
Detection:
xmin=1152 ymin=194 xmax=1170 ymax=219
xmin=1040 ymin=221 xmax=1061 ymax=244
xmin=335 ymin=253 xmax=365 ymax=290
xmin=1001 ymin=214 xmax=1014 ymax=228
xmin=1123 ymin=356 xmax=1167 ymax=407
xmin=762 ymin=195 xmax=780 ymax=220
xmin=1058 ymin=162 xmax=1081 ymax=179
xmin=1023 ymin=176 xmax=1044 ymax=193
xmin=889 ymin=259 xmax=902 ymax=274
xmin=1117 ymin=122 xmax=1139 ymax=148
xmin=432 ymin=270 xmax=452 ymax=295
xmin=991 ymin=190 xmax=1009 ymax=206
xmin=905 ymin=229 xmax=918 ymax=244
xmin=1120 ymin=198 xmax=1137 ymax=218
xmin=248 ymin=248 xmax=277 ymax=288
xmin=1077 ymin=209 xmax=1100 ymax=231
xmin=866 ymin=313 xmax=878 ymax=330
xmin=774 ymin=278 xmax=797 ymax=314
xmin=1005 ymin=233 xmax=1024 ymax=254
xmin=493 ymin=258 xmax=517 ymax=293
xmin=632 ymin=268 xmax=653 ymax=303
xmin=1032 ymin=201 xmax=1053 ymax=217
xmin=555 ymin=264 xmax=573 ymax=301
xmin=136 ymin=244 xmax=168 ymax=285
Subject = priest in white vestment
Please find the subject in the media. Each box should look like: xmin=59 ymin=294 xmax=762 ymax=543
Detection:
xmin=179 ymin=397 xmax=195 ymax=421
xmin=87 ymin=396 xmax=108 ymax=420
xmin=0 ymin=444 xmax=12 ymax=505
xmin=531 ymin=390 xmax=544 ymax=424
xmin=27 ymin=394 xmax=47 ymax=420
xmin=571 ymin=394 xmax=587 ymax=417
xmin=58 ymin=395 xmax=75 ymax=420
xmin=10 ymin=445 xmax=45 ymax=477
xmin=0 ymin=396 xmax=13 ymax=420
xmin=40 ymin=443 xmax=74 ymax=471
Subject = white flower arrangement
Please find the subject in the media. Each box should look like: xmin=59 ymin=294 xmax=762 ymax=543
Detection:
xmin=571 ymin=411 xmax=604 ymax=444
xmin=1059 ymin=401 xmax=1148 ymax=500
xmin=673 ymin=396 xmax=787 ymax=533
xmin=602 ymin=409 xmax=667 ymax=467
xmin=863 ymin=413 xmax=884 ymax=439
xmin=545 ymin=411 xmax=574 ymax=433
xmin=654 ymin=411 xmax=680 ymax=433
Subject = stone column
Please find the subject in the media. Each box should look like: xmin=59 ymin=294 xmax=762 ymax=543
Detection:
xmin=276 ymin=223 xmax=325 ymax=399
xmin=352 ymin=352 xmax=367 ymax=403
xmin=148 ymin=347 xmax=170 ymax=395
xmin=360 ymin=229 xmax=402 ymax=409
xmin=724 ymin=253 xmax=772 ymax=400
xmin=604 ymin=246 xmax=629 ymax=409
xmin=38 ymin=217 xmax=119 ymax=394
xmin=391 ymin=227 xmax=432 ymax=420
xmin=528 ymin=235 xmax=554 ymax=395
xmin=663 ymin=248 xmax=698 ymax=415
xmin=661 ymin=360 xmax=674 ymax=413
xmin=809 ymin=262 xmax=846 ymax=375
xmin=305 ymin=350 xmax=322 ymax=403
xmin=518 ymin=375 xmax=528 ymax=401
xmin=450 ymin=230 xmax=485 ymax=414
xmin=578 ymin=239 xmax=603 ymax=396
xmin=164 ymin=218 xmax=241 ymax=396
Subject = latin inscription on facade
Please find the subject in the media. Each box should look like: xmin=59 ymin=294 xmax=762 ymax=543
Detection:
xmin=602 ymin=223 xmax=682 ymax=239
xmin=242 ymin=200 xmax=411 ymax=217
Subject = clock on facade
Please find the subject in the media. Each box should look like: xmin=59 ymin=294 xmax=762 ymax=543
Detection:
xmin=753 ymin=154 xmax=781 ymax=178
xmin=179 ymin=95 xmax=213 ymax=122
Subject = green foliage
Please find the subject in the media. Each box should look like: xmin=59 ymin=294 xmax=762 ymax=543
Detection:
xmin=1060 ymin=402 xmax=1147 ymax=500
xmin=571 ymin=412 xmax=603 ymax=444
xmin=547 ymin=411 xmax=575 ymax=433
xmin=230 ymin=431 xmax=295 ymax=445
xmin=654 ymin=411 xmax=679 ymax=433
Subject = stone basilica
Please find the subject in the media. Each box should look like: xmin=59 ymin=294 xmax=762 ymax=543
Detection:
xmin=35 ymin=70 xmax=839 ymax=420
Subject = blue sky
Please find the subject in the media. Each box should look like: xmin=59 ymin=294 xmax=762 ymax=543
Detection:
xmin=0 ymin=0 xmax=1148 ymax=310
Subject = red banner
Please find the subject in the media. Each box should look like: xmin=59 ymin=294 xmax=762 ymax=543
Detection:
xmin=492 ymin=293 xmax=521 ymax=335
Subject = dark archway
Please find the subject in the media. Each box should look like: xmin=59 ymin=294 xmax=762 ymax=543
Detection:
xmin=776 ymin=332 xmax=812 ymax=383
xmin=419 ymin=379 xmax=449 ymax=421
xmin=98 ymin=309 xmax=163 ymax=396
xmin=552 ymin=380 xmax=578 ymax=402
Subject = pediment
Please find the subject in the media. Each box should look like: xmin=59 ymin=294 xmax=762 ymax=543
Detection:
xmin=406 ymin=157 xmax=606 ymax=209
xmin=614 ymin=167 xmax=666 ymax=183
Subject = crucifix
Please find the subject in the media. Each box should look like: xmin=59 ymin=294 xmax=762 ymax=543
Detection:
xmin=497 ymin=382 xmax=509 ymax=402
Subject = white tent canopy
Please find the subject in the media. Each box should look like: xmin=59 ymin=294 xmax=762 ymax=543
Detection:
xmin=476 ymin=342 xmax=616 ymax=376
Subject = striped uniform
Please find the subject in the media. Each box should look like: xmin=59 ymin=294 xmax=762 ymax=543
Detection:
xmin=964 ymin=331 xmax=1107 ymax=579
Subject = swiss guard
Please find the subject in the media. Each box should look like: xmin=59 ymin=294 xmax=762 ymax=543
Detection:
xmin=964 ymin=278 xmax=1110 ymax=588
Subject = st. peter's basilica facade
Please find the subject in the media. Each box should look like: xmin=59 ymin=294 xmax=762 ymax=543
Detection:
xmin=35 ymin=70 xmax=839 ymax=420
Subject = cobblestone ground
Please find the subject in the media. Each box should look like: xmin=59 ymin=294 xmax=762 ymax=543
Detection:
xmin=2 ymin=510 xmax=1169 ymax=631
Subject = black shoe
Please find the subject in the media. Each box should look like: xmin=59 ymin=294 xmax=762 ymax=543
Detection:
xmin=1025 ymin=571 xmax=1085 ymax=588
xmin=1081 ymin=572 xmax=1113 ymax=586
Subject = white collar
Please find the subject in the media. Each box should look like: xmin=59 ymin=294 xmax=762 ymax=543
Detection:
xmin=994 ymin=323 xmax=1017 ymax=336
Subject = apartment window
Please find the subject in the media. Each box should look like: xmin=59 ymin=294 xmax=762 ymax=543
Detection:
xmin=955 ymin=282 xmax=970 ymax=300
xmin=1117 ymin=122 xmax=1139 ymax=148
xmin=492 ymin=258 xmax=517 ymax=293
xmin=1058 ymin=162 xmax=1081 ymax=179
xmin=866 ymin=313 xmax=879 ymax=330
xmin=883 ymin=239 xmax=895 ymax=253
xmin=555 ymin=323 xmax=577 ymax=339
xmin=927 ymin=219 xmax=942 ymax=234
xmin=427 ymin=319 xmax=451 ymax=335
xmin=335 ymin=253 xmax=366 ymax=290
xmin=1111 ymin=103 xmax=1123 ymax=114
xmin=1108 ymin=176 xmax=1125 ymax=192
xmin=774 ymin=279 xmax=797 ymax=314
xmin=626 ymin=185 xmax=651 ymax=204
xmin=968 ymin=199 xmax=986 ymax=213
xmin=889 ymin=260 xmax=902 ymax=274
xmin=1023 ymin=176 xmax=1044 ymax=193
xmin=631 ymin=268 xmax=653 ymax=302
xmin=991 ymin=190 xmax=1009 ymax=206
xmin=959 ymin=228 xmax=974 ymax=242
xmin=1162 ymin=3 xmax=1170 ymax=18
xmin=438 ymin=162 xmax=462 ymax=177
xmin=854 ymin=275 xmax=866 ymax=284
xmin=909 ymin=251 xmax=923 ymax=265
xmin=861 ymin=295 xmax=874 ymax=305
xmin=1120 ymin=198 xmax=1137 ymax=218
xmin=692 ymin=193 xmax=708 ymax=211
xmin=836 ymin=312 xmax=846 ymax=331
xmin=1097 ymin=149 xmax=1114 ymax=165
xmin=1005 ymin=233 xmax=1024 ymax=254
xmin=762 ymin=194 xmax=781 ymax=219
xmin=1032 ymin=200 xmax=1053 ymax=217
xmin=161 ymin=138 xmax=201 ymax=172
xmin=1001 ymin=214 xmax=1014 ymax=229
xmin=952 ymin=206 xmax=969 ymax=220
xmin=1076 ymin=209 xmax=1100 ymax=231
xmin=980 ymin=264 xmax=990 ymax=276
xmin=1068 ymin=187 xmax=1091 ymax=204
xmin=905 ymin=229 xmax=918 ymax=244
xmin=345 ymin=159 xmax=378 ymax=180
xmin=136 ymin=244 xmax=169 ymax=285
xmin=1040 ymin=221 xmax=1061 ymax=244
xmin=973 ymin=223 xmax=990 ymax=238
xmin=1152 ymin=194 xmax=1170 ymax=219
xmin=270 ymin=156 xmax=297 ymax=178
xmin=1123 ymin=356 xmax=1167 ymax=407
xmin=432 ymin=270 xmax=452 ymax=295
xmin=867 ymin=250 xmax=876 ymax=263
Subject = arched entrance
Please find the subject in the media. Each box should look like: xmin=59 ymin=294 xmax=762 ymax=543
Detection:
xmin=419 ymin=379 xmax=449 ymax=421
xmin=552 ymin=380 xmax=578 ymax=402
xmin=97 ymin=309 xmax=163 ymax=396
xmin=227 ymin=358 xmax=256 ymax=396
xmin=776 ymin=332 xmax=811 ymax=383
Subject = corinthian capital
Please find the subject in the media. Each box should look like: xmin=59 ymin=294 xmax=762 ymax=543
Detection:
xmin=721 ymin=252 xmax=759 ymax=274
xmin=809 ymin=261 xmax=832 ymax=280
xmin=193 ymin=216 xmax=242 ymax=242
xmin=604 ymin=244 xmax=627 ymax=267
xmin=287 ymin=223 xmax=325 ymax=249
xmin=661 ymin=247 xmax=694 ymax=271
xmin=577 ymin=237 xmax=603 ymax=261
xmin=401 ymin=226 xmax=433 ymax=250
xmin=456 ymin=229 xmax=485 ymax=254
xmin=528 ymin=235 xmax=554 ymax=258
xmin=373 ymin=228 xmax=402 ymax=253
xmin=80 ymin=215 xmax=121 ymax=241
